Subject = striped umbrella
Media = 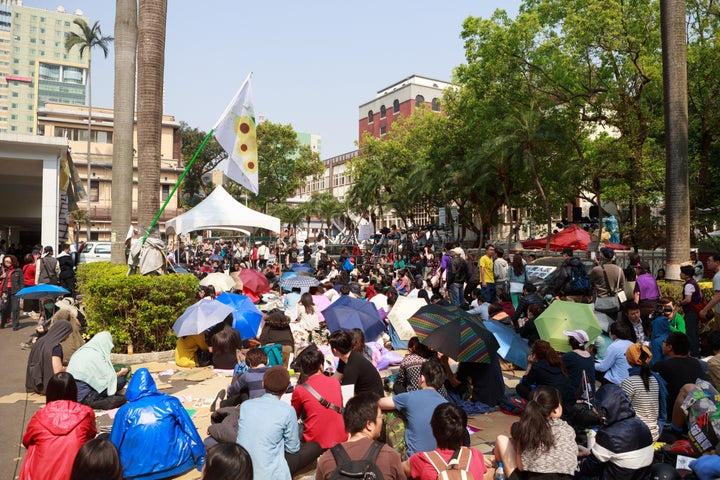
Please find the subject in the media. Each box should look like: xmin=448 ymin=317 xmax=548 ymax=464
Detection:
xmin=422 ymin=316 xmax=497 ymax=363
xmin=407 ymin=304 xmax=483 ymax=341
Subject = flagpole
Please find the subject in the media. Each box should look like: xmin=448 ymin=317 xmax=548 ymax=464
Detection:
xmin=141 ymin=129 xmax=214 ymax=244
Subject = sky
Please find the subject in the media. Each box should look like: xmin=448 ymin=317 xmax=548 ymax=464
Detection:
xmin=27 ymin=0 xmax=523 ymax=158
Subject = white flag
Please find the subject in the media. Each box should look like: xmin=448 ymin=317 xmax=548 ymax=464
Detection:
xmin=213 ymin=73 xmax=258 ymax=194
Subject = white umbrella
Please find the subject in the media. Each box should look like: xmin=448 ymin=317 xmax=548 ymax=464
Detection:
xmin=200 ymin=272 xmax=237 ymax=292
xmin=173 ymin=299 xmax=234 ymax=337
xmin=387 ymin=296 xmax=427 ymax=341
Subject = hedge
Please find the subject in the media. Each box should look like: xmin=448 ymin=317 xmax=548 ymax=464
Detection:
xmin=657 ymin=280 xmax=714 ymax=303
xmin=76 ymin=263 xmax=198 ymax=353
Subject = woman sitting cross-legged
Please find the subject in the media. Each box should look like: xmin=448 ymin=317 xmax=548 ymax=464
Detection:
xmin=494 ymin=386 xmax=579 ymax=479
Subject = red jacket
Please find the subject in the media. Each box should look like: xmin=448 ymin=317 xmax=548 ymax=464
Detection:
xmin=20 ymin=400 xmax=96 ymax=480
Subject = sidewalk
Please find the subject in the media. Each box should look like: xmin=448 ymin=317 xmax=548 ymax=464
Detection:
xmin=0 ymin=312 xmax=522 ymax=480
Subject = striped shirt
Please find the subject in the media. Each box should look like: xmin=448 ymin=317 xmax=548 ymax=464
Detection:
xmin=621 ymin=375 xmax=660 ymax=441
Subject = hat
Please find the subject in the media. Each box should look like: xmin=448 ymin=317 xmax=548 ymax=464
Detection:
xmin=563 ymin=329 xmax=589 ymax=346
xmin=625 ymin=343 xmax=652 ymax=366
xmin=262 ymin=366 xmax=290 ymax=394
xmin=451 ymin=247 xmax=463 ymax=255
xmin=55 ymin=298 xmax=79 ymax=318
xmin=42 ymin=246 xmax=53 ymax=257
xmin=600 ymin=247 xmax=614 ymax=259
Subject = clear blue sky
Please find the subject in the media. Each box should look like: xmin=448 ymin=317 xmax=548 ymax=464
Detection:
xmin=28 ymin=1 xmax=522 ymax=158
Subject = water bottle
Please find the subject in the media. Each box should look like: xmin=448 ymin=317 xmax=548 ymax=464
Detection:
xmin=495 ymin=461 xmax=507 ymax=480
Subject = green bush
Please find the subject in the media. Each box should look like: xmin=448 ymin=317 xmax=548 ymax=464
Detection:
xmin=77 ymin=263 xmax=198 ymax=353
xmin=657 ymin=280 xmax=714 ymax=303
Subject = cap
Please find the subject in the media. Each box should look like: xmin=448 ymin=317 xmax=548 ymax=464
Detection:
xmin=262 ymin=366 xmax=290 ymax=394
xmin=600 ymin=247 xmax=614 ymax=259
xmin=563 ymin=329 xmax=589 ymax=346
xmin=625 ymin=343 xmax=652 ymax=366
xmin=43 ymin=245 xmax=53 ymax=253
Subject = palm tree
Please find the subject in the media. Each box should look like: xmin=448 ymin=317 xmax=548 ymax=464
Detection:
xmin=65 ymin=19 xmax=113 ymax=242
xmin=137 ymin=0 xmax=167 ymax=240
xmin=661 ymin=0 xmax=690 ymax=280
xmin=270 ymin=204 xmax=305 ymax=235
xmin=111 ymin=0 xmax=137 ymax=263
xmin=69 ymin=209 xmax=91 ymax=254
xmin=314 ymin=192 xmax=345 ymax=237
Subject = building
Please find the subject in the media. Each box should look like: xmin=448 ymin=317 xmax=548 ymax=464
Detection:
xmin=38 ymin=102 xmax=183 ymax=241
xmin=0 ymin=1 xmax=89 ymax=134
xmin=358 ymin=74 xmax=451 ymax=141
xmin=296 ymin=132 xmax=321 ymax=158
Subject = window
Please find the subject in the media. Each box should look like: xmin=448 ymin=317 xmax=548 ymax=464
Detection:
xmin=380 ymin=125 xmax=387 ymax=135
xmin=431 ymin=98 xmax=440 ymax=111
xmin=380 ymin=105 xmax=386 ymax=119
xmin=90 ymin=180 xmax=99 ymax=202
xmin=63 ymin=66 xmax=84 ymax=84
xmin=415 ymin=95 xmax=425 ymax=107
xmin=368 ymin=110 xmax=374 ymax=123
xmin=27 ymin=126 xmax=32 ymax=133
xmin=161 ymin=184 xmax=170 ymax=201
xmin=393 ymin=99 xmax=400 ymax=114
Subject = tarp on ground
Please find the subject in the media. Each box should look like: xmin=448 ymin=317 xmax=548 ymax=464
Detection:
xmin=165 ymin=185 xmax=280 ymax=234
xmin=521 ymin=224 xmax=591 ymax=251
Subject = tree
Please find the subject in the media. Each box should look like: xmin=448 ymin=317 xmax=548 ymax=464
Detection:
xmin=312 ymin=192 xmax=345 ymax=235
xmin=225 ymin=121 xmax=323 ymax=213
xmin=269 ymin=204 xmax=305 ymax=233
xmin=661 ymin=0 xmax=690 ymax=279
xmin=136 ymin=0 xmax=167 ymax=240
xmin=179 ymin=122 xmax=227 ymax=205
xmin=111 ymin=0 xmax=137 ymax=263
xmin=65 ymin=19 xmax=113 ymax=242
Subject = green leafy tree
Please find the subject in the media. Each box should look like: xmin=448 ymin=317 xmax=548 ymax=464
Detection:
xmin=65 ymin=18 xmax=113 ymax=241
xmin=312 ymin=192 xmax=345 ymax=235
xmin=179 ymin=122 xmax=227 ymax=205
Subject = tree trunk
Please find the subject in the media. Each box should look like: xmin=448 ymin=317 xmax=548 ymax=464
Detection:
xmin=137 ymin=0 xmax=167 ymax=240
xmin=111 ymin=0 xmax=137 ymax=262
xmin=85 ymin=56 xmax=92 ymax=242
xmin=529 ymin=155 xmax=552 ymax=254
xmin=661 ymin=0 xmax=690 ymax=280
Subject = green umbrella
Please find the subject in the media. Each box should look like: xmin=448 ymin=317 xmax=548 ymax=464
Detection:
xmin=535 ymin=300 xmax=602 ymax=352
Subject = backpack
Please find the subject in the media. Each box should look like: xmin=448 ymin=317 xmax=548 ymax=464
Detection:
xmin=423 ymin=448 xmax=475 ymax=480
xmin=329 ymin=440 xmax=385 ymax=480
xmin=566 ymin=264 xmax=589 ymax=295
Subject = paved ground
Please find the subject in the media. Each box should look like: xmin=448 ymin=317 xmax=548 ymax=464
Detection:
xmin=0 ymin=312 xmax=523 ymax=480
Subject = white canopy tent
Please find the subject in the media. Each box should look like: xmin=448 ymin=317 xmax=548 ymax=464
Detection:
xmin=165 ymin=185 xmax=281 ymax=234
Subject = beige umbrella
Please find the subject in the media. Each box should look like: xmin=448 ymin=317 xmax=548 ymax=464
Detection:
xmin=387 ymin=296 xmax=427 ymax=341
xmin=200 ymin=272 xmax=237 ymax=292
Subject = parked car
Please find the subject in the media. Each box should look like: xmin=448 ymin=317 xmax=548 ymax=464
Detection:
xmin=527 ymin=256 xmax=595 ymax=296
xmin=78 ymin=241 xmax=112 ymax=264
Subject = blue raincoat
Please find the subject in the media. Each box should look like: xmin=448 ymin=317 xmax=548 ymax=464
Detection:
xmin=110 ymin=368 xmax=205 ymax=479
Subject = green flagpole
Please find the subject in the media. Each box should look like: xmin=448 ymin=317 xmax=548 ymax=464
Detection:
xmin=142 ymin=128 xmax=214 ymax=244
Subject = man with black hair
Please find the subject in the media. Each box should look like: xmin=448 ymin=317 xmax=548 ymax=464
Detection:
xmin=653 ymin=332 xmax=708 ymax=414
xmin=315 ymin=393 xmax=406 ymax=480
xmin=291 ymin=348 xmax=346 ymax=449
xmin=237 ymin=366 xmax=322 ymax=480
xmin=510 ymin=281 xmax=544 ymax=331
xmin=378 ymin=361 xmax=448 ymax=456
xmin=329 ymin=330 xmax=384 ymax=397
xmin=221 ymin=348 xmax=270 ymax=408
xmin=620 ymin=301 xmax=650 ymax=345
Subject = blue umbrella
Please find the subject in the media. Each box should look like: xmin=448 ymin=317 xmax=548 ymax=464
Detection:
xmin=16 ymin=284 xmax=70 ymax=299
xmin=323 ymin=295 xmax=385 ymax=341
xmin=216 ymin=292 xmax=263 ymax=340
xmin=208 ymin=254 xmax=224 ymax=262
xmin=289 ymin=263 xmax=315 ymax=274
xmin=280 ymin=271 xmax=298 ymax=281
xmin=173 ymin=299 xmax=234 ymax=337
xmin=279 ymin=275 xmax=320 ymax=289
xmin=484 ymin=319 xmax=530 ymax=369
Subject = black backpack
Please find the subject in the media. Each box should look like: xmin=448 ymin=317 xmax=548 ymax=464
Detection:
xmin=566 ymin=264 xmax=589 ymax=295
xmin=329 ymin=440 xmax=385 ymax=480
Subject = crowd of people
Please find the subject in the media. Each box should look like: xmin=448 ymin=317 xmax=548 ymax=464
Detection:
xmin=15 ymin=231 xmax=720 ymax=480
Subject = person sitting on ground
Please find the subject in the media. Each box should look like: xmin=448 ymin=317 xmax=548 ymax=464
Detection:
xmin=577 ymin=383 xmax=654 ymax=479
xmin=209 ymin=320 xmax=242 ymax=370
xmin=293 ymin=292 xmax=320 ymax=333
xmin=518 ymin=304 xmax=542 ymax=347
xmin=216 ymin=347 xmax=270 ymax=410
xmin=291 ymin=347 xmax=347 ymax=450
xmin=69 ymin=434 xmax=123 ymax=480
xmin=620 ymin=301 xmax=650 ymax=345
xmin=593 ymin=321 xmax=633 ymax=385
xmin=379 ymin=360 xmax=449 ymax=457
xmin=66 ymin=331 xmax=129 ymax=410
xmin=495 ymin=386 xmax=579 ymax=480
xmin=466 ymin=288 xmax=491 ymax=320
xmin=393 ymin=337 xmax=433 ymax=394
xmin=350 ymin=327 xmax=380 ymax=367
xmin=201 ymin=443 xmax=253 ymax=480
xmin=25 ymin=319 xmax=73 ymax=394
xmin=705 ymin=330 xmax=720 ymax=391
xmin=259 ymin=310 xmax=295 ymax=352
xmin=405 ymin=402 xmax=493 ymax=480
xmin=315 ymin=392 xmax=407 ymax=480
xmin=174 ymin=331 xmax=210 ymax=368
xmin=283 ymin=287 xmax=302 ymax=312
xmin=511 ymin=282 xmax=544 ymax=331
xmin=20 ymin=372 xmax=96 ymax=480
xmin=110 ymin=368 xmax=205 ymax=480
xmin=652 ymin=331 xmax=708 ymax=416
xmin=237 ymin=366 xmax=322 ymax=480
xmin=650 ymin=305 xmax=673 ymax=365
xmin=620 ymin=343 xmax=667 ymax=442
xmin=561 ymin=329 xmax=595 ymax=400
xmin=516 ymin=340 xmax=576 ymax=413
xmin=329 ymin=329 xmax=384 ymax=397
